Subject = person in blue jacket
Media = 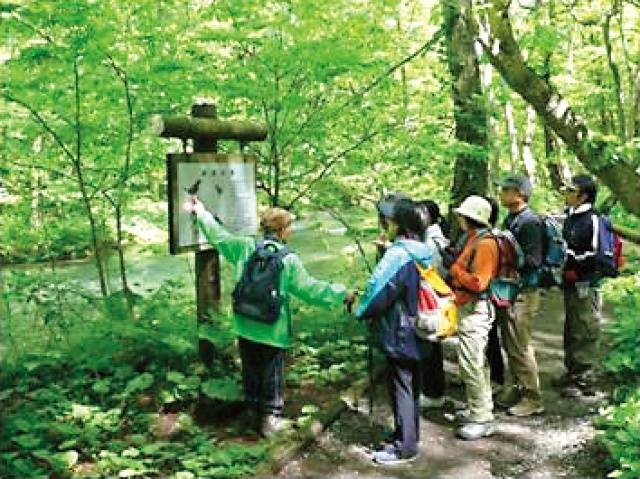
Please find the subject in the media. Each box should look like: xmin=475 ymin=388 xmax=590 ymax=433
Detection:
xmin=356 ymin=198 xmax=432 ymax=465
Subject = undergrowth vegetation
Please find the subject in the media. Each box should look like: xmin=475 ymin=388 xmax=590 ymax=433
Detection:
xmin=596 ymin=272 xmax=640 ymax=479
xmin=0 ymin=219 xmax=372 ymax=478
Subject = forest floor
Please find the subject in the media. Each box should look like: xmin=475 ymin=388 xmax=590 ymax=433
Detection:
xmin=277 ymin=288 xmax=612 ymax=479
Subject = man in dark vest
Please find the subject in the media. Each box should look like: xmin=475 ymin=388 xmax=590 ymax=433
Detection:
xmin=495 ymin=175 xmax=544 ymax=417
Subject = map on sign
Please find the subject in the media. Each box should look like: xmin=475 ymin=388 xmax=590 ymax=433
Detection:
xmin=168 ymin=153 xmax=258 ymax=254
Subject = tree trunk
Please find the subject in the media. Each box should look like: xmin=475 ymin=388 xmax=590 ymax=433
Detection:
xmin=633 ymin=70 xmax=640 ymax=138
xmin=603 ymin=10 xmax=626 ymax=141
xmin=484 ymin=1 xmax=640 ymax=217
xmin=504 ymin=99 xmax=519 ymax=171
xmin=443 ymin=0 xmax=489 ymax=238
xmin=521 ymin=105 xmax=537 ymax=184
xmin=71 ymin=58 xmax=109 ymax=297
xmin=476 ymin=14 xmax=500 ymax=182
xmin=107 ymin=54 xmax=136 ymax=317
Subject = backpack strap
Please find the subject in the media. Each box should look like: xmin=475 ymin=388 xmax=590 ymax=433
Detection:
xmin=244 ymin=240 xmax=291 ymax=280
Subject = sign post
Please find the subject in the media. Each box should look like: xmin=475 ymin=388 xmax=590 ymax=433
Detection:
xmin=156 ymin=103 xmax=267 ymax=365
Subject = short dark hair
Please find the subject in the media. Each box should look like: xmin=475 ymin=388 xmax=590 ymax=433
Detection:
xmin=572 ymin=174 xmax=597 ymax=204
xmin=418 ymin=200 xmax=440 ymax=225
xmin=393 ymin=199 xmax=427 ymax=238
xmin=483 ymin=196 xmax=500 ymax=227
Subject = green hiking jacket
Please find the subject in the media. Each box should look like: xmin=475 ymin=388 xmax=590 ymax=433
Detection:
xmin=197 ymin=210 xmax=347 ymax=348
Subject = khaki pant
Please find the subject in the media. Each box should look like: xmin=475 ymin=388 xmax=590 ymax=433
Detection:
xmin=497 ymin=289 xmax=541 ymax=400
xmin=457 ymin=299 xmax=495 ymax=423
xmin=563 ymin=284 xmax=602 ymax=382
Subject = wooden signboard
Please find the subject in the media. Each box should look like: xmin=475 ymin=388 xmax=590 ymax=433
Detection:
xmin=167 ymin=152 xmax=258 ymax=255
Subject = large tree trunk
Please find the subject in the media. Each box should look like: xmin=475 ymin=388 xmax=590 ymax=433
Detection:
xmin=444 ymin=0 xmax=489 ymax=238
xmin=484 ymin=1 xmax=640 ymax=217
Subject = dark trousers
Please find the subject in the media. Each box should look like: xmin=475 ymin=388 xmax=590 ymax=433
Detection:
xmin=487 ymin=320 xmax=505 ymax=385
xmin=238 ymin=337 xmax=285 ymax=416
xmin=421 ymin=325 xmax=504 ymax=399
xmin=421 ymin=341 xmax=445 ymax=398
xmin=388 ymin=357 xmax=421 ymax=457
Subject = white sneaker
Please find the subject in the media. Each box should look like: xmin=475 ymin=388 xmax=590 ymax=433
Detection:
xmin=420 ymin=395 xmax=446 ymax=409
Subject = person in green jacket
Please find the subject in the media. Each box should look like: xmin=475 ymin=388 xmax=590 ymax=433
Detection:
xmin=186 ymin=199 xmax=355 ymax=437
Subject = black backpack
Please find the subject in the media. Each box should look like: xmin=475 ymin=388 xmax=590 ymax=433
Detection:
xmin=508 ymin=210 xmax=567 ymax=288
xmin=232 ymin=240 xmax=290 ymax=323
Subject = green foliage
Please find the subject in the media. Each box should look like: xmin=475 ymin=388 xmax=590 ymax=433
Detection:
xmin=200 ymin=378 xmax=243 ymax=403
xmin=601 ymin=278 xmax=640 ymax=385
xmin=287 ymin=333 xmax=368 ymax=388
xmin=0 ymin=277 xmax=266 ymax=478
xmin=595 ymin=390 xmax=640 ymax=479
xmin=0 ymin=224 xmax=370 ymax=477
xmin=596 ymin=274 xmax=640 ymax=479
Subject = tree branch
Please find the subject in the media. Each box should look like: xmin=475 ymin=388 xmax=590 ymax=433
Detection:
xmin=279 ymin=28 xmax=445 ymax=154
xmin=284 ymin=129 xmax=381 ymax=209
xmin=483 ymin=0 xmax=640 ymax=216
xmin=3 ymin=93 xmax=76 ymax=164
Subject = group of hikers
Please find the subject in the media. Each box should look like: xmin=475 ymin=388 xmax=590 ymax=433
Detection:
xmin=184 ymin=172 xmax=617 ymax=466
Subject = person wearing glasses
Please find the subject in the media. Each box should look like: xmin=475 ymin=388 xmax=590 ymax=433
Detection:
xmin=556 ymin=175 xmax=603 ymax=398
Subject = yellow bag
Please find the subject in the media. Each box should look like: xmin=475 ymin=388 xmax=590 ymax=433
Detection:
xmin=415 ymin=265 xmax=458 ymax=340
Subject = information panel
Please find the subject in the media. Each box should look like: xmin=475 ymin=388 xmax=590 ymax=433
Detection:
xmin=167 ymin=153 xmax=258 ymax=254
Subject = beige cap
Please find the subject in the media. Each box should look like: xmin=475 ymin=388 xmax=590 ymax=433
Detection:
xmin=453 ymin=195 xmax=492 ymax=227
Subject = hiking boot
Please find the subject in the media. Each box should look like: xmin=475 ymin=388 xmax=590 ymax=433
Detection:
xmin=260 ymin=415 xmax=292 ymax=438
xmin=420 ymin=395 xmax=446 ymax=409
xmin=508 ymin=397 xmax=544 ymax=417
xmin=552 ymin=373 xmax=576 ymax=388
xmin=372 ymin=447 xmax=417 ymax=466
xmin=561 ymin=385 xmax=583 ymax=398
xmin=575 ymin=376 xmax=599 ymax=396
xmin=495 ymin=386 xmax=521 ymax=408
xmin=456 ymin=421 xmax=496 ymax=441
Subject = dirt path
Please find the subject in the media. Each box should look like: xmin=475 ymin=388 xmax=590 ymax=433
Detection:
xmin=276 ymin=289 xmax=610 ymax=479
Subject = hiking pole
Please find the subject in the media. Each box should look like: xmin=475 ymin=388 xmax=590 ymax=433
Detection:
xmin=321 ymin=207 xmax=376 ymax=417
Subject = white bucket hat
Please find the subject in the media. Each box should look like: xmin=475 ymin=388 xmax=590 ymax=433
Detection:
xmin=453 ymin=195 xmax=491 ymax=227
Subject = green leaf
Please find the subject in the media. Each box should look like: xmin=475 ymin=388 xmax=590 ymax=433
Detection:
xmin=167 ymin=371 xmax=186 ymax=384
xmin=13 ymin=433 xmax=42 ymax=450
xmin=300 ymin=404 xmax=319 ymax=415
xmin=123 ymin=373 xmax=155 ymax=396
xmin=92 ymin=378 xmax=112 ymax=394
xmin=200 ymin=379 xmax=243 ymax=402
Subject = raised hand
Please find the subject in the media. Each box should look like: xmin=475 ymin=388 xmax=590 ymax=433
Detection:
xmin=344 ymin=290 xmax=358 ymax=314
xmin=183 ymin=197 xmax=206 ymax=216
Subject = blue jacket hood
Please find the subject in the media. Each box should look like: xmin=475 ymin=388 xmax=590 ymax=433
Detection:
xmin=395 ymin=238 xmax=433 ymax=267
xmin=355 ymin=238 xmax=432 ymax=318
